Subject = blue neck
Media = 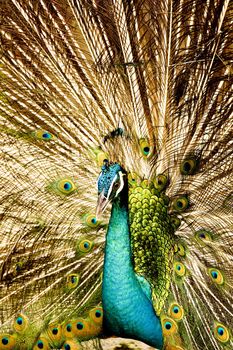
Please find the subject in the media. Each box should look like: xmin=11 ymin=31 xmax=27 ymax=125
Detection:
xmin=102 ymin=190 xmax=163 ymax=349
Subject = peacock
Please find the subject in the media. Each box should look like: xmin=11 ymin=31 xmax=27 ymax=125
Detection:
xmin=0 ymin=0 xmax=232 ymax=349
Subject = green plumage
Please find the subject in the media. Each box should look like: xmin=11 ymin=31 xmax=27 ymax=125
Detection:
xmin=129 ymin=180 xmax=175 ymax=314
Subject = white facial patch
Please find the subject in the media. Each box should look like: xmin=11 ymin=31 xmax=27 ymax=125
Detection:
xmin=115 ymin=171 xmax=125 ymax=197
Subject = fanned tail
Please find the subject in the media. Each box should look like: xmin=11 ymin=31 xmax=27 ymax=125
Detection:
xmin=0 ymin=0 xmax=232 ymax=349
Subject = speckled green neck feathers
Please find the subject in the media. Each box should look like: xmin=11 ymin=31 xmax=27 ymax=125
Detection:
xmin=129 ymin=179 xmax=175 ymax=315
xmin=102 ymin=182 xmax=163 ymax=349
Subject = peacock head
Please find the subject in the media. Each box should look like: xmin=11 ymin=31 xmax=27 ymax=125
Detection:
xmin=96 ymin=160 xmax=126 ymax=215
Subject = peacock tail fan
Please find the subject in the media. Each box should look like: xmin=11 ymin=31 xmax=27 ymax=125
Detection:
xmin=0 ymin=0 xmax=232 ymax=349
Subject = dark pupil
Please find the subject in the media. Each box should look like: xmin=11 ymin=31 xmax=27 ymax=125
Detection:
xmin=177 ymin=265 xmax=181 ymax=271
xmin=64 ymin=183 xmax=70 ymax=190
xmin=77 ymin=322 xmax=83 ymax=330
xmin=144 ymin=147 xmax=149 ymax=153
xmin=66 ymin=324 xmax=72 ymax=332
xmin=158 ymin=180 xmax=162 ymax=185
xmin=17 ymin=318 xmax=23 ymax=325
xmin=65 ymin=345 xmax=71 ymax=350
xmin=52 ymin=328 xmax=58 ymax=335
xmin=177 ymin=201 xmax=183 ymax=208
xmin=212 ymin=272 xmax=218 ymax=279
xmin=218 ymin=328 xmax=224 ymax=335
xmin=84 ymin=242 xmax=89 ymax=248
xmin=42 ymin=133 xmax=50 ymax=138
xmin=174 ymin=308 xmax=179 ymax=313
xmin=38 ymin=341 xmax=44 ymax=349
xmin=165 ymin=323 xmax=171 ymax=330
xmin=95 ymin=311 xmax=101 ymax=318
xmin=199 ymin=233 xmax=206 ymax=238
xmin=2 ymin=338 xmax=9 ymax=345
xmin=184 ymin=162 xmax=191 ymax=171
xmin=71 ymin=276 xmax=76 ymax=283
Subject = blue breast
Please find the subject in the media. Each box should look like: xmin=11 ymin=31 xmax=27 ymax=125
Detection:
xmin=102 ymin=200 xmax=163 ymax=349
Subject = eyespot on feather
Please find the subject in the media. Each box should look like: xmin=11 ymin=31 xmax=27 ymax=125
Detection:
xmin=0 ymin=335 xmax=17 ymax=350
xmin=56 ymin=178 xmax=77 ymax=195
xmin=62 ymin=339 xmax=81 ymax=350
xmin=174 ymin=262 xmax=186 ymax=277
xmin=33 ymin=337 xmax=50 ymax=350
xmin=77 ymin=239 xmax=94 ymax=254
xmin=89 ymin=307 xmax=103 ymax=325
xmin=96 ymin=151 xmax=109 ymax=167
xmin=72 ymin=318 xmax=94 ymax=339
xmin=172 ymin=196 xmax=189 ymax=212
xmin=176 ymin=243 xmax=186 ymax=257
xmin=213 ymin=322 xmax=230 ymax=343
xmin=13 ymin=313 xmax=29 ymax=333
xmin=128 ymin=172 xmax=140 ymax=187
xmin=82 ymin=214 xmax=99 ymax=228
xmin=66 ymin=273 xmax=80 ymax=289
xmin=170 ymin=216 xmax=181 ymax=229
xmin=180 ymin=158 xmax=198 ymax=175
xmin=47 ymin=323 xmax=63 ymax=343
xmin=139 ymin=138 xmax=152 ymax=157
xmin=62 ymin=321 xmax=74 ymax=338
xmin=33 ymin=130 xmax=55 ymax=141
xmin=208 ymin=268 xmax=224 ymax=285
xmin=195 ymin=230 xmax=213 ymax=245
xmin=154 ymin=174 xmax=168 ymax=191
xmin=161 ymin=316 xmax=178 ymax=336
xmin=168 ymin=303 xmax=184 ymax=321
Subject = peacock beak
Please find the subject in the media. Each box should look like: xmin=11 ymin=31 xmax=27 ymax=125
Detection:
xmin=96 ymin=191 xmax=110 ymax=218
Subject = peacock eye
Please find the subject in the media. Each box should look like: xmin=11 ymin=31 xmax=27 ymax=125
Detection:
xmin=89 ymin=306 xmax=103 ymax=325
xmin=0 ymin=335 xmax=17 ymax=348
xmin=114 ymin=182 xmax=120 ymax=188
xmin=83 ymin=214 xmax=99 ymax=228
xmin=168 ymin=302 xmax=184 ymax=320
xmin=214 ymin=323 xmax=229 ymax=343
xmin=154 ymin=174 xmax=168 ymax=191
xmin=33 ymin=129 xmax=55 ymax=141
xmin=50 ymin=178 xmax=77 ymax=196
xmin=195 ymin=230 xmax=213 ymax=245
xmin=66 ymin=273 xmax=79 ymax=289
xmin=128 ymin=172 xmax=140 ymax=187
xmin=33 ymin=337 xmax=50 ymax=349
xmin=170 ymin=216 xmax=181 ymax=229
xmin=13 ymin=313 xmax=28 ymax=332
xmin=139 ymin=138 xmax=152 ymax=157
xmin=161 ymin=317 xmax=178 ymax=335
xmin=174 ymin=261 xmax=186 ymax=277
xmin=208 ymin=268 xmax=224 ymax=285
xmin=77 ymin=239 xmax=94 ymax=254
xmin=180 ymin=158 xmax=198 ymax=175
xmin=62 ymin=339 xmax=81 ymax=350
xmin=172 ymin=196 xmax=189 ymax=212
